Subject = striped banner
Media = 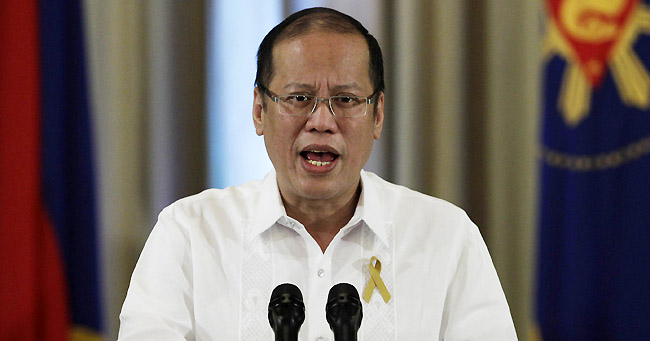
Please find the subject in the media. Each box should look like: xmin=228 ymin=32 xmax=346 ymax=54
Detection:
xmin=0 ymin=0 xmax=102 ymax=339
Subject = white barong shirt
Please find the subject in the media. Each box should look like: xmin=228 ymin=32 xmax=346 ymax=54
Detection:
xmin=119 ymin=170 xmax=517 ymax=340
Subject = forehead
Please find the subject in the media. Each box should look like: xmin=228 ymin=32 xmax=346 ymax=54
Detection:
xmin=270 ymin=32 xmax=372 ymax=89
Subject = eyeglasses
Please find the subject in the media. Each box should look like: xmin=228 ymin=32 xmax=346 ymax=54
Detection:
xmin=259 ymin=86 xmax=377 ymax=118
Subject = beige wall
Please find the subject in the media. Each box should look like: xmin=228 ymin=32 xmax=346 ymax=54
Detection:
xmin=84 ymin=1 xmax=541 ymax=339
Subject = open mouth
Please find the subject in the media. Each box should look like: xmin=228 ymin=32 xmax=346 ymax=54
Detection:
xmin=300 ymin=150 xmax=339 ymax=167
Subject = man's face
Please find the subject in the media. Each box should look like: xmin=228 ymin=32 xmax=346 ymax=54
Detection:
xmin=253 ymin=31 xmax=384 ymax=206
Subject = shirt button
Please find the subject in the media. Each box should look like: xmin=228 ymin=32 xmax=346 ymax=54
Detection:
xmin=317 ymin=269 xmax=325 ymax=277
xmin=316 ymin=337 xmax=325 ymax=341
xmin=289 ymin=221 xmax=295 ymax=228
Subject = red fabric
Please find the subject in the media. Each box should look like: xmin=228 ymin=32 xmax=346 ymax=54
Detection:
xmin=0 ymin=1 xmax=69 ymax=340
xmin=546 ymin=0 xmax=638 ymax=86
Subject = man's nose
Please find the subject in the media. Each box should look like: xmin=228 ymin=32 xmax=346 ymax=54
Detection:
xmin=305 ymin=98 xmax=338 ymax=133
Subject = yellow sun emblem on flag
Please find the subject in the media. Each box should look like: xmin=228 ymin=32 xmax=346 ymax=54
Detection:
xmin=543 ymin=0 xmax=650 ymax=127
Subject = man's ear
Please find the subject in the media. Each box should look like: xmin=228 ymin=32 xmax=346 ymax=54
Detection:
xmin=253 ymin=87 xmax=265 ymax=136
xmin=373 ymin=91 xmax=385 ymax=140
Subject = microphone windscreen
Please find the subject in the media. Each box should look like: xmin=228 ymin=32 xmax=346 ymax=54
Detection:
xmin=326 ymin=282 xmax=363 ymax=341
xmin=271 ymin=283 xmax=303 ymax=303
xmin=327 ymin=283 xmax=359 ymax=303
xmin=268 ymin=283 xmax=305 ymax=341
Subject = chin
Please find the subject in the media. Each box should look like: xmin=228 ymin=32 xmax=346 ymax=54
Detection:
xmin=297 ymin=185 xmax=338 ymax=200
xmin=291 ymin=179 xmax=342 ymax=200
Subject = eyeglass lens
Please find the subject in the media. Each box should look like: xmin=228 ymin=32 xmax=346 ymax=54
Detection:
xmin=277 ymin=95 xmax=367 ymax=117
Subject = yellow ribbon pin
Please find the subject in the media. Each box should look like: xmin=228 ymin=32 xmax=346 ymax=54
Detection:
xmin=362 ymin=256 xmax=391 ymax=303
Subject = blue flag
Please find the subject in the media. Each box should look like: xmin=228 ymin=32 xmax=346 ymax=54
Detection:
xmin=537 ymin=0 xmax=650 ymax=339
xmin=39 ymin=0 xmax=103 ymax=337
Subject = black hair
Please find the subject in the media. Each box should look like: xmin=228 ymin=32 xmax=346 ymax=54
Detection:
xmin=255 ymin=7 xmax=384 ymax=96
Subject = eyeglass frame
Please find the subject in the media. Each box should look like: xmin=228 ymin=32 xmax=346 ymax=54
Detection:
xmin=258 ymin=85 xmax=379 ymax=118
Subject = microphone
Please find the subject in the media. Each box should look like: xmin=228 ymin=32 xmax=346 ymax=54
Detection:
xmin=268 ymin=283 xmax=305 ymax=341
xmin=326 ymin=283 xmax=363 ymax=341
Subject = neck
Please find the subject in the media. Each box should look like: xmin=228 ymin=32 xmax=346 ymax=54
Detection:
xmin=282 ymin=184 xmax=361 ymax=253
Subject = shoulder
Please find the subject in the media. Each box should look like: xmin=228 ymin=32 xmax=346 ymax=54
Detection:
xmin=362 ymin=171 xmax=480 ymax=250
xmin=157 ymin=177 xmax=266 ymax=226
xmin=363 ymin=171 xmax=470 ymax=223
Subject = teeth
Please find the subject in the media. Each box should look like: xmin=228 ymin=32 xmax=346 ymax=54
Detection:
xmin=307 ymin=159 xmax=331 ymax=167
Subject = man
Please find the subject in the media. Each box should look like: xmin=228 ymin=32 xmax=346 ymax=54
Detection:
xmin=119 ymin=7 xmax=517 ymax=340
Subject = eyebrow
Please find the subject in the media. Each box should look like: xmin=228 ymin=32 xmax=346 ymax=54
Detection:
xmin=281 ymin=82 xmax=363 ymax=93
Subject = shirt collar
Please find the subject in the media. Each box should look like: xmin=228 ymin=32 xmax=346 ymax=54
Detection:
xmin=247 ymin=169 xmax=389 ymax=247
xmin=358 ymin=170 xmax=389 ymax=246
xmin=247 ymin=170 xmax=285 ymax=239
